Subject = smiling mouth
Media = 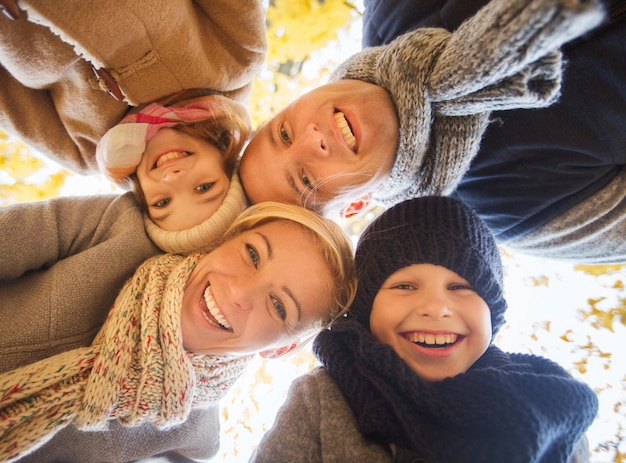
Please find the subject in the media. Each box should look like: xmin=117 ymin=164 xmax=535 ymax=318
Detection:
xmin=405 ymin=332 xmax=459 ymax=349
xmin=201 ymin=285 xmax=233 ymax=331
xmin=334 ymin=111 xmax=357 ymax=152
xmin=154 ymin=151 xmax=190 ymax=169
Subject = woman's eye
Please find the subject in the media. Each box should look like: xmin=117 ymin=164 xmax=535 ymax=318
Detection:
xmin=301 ymin=173 xmax=313 ymax=190
xmin=279 ymin=124 xmax=291 ymax=144
xmin=270 ymin=296 xmax=287 ymax=320
xmin=195 ymin=183 xmax=214 ymax=192
xmin=154 ymin=198 xmax=171 ymax=208
xmin=246 ymin=244 xmax=259 ymax=268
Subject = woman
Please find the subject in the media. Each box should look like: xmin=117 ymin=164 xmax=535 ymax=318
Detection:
xmin=0 ymin=202 xmax=357 ymax=462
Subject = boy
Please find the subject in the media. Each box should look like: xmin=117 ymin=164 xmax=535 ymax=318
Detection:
xmin=250 ymin=196 xmax=598 ymax=463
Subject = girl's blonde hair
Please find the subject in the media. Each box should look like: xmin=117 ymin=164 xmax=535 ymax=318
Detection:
xmin=222 ymin=202 xmax=358 ymax=331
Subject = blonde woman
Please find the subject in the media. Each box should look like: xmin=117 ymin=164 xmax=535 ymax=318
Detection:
xmin=0 ymin=202 xmax=357 ymax=463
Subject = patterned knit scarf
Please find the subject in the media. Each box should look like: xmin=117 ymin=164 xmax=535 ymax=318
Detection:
xmin=331 ymin=0 xmax=604 ymax=205
xmin=0 ymin=253 xmax=252 ymax=462
xmin=314 ymin=321 xmax=599 ymax=463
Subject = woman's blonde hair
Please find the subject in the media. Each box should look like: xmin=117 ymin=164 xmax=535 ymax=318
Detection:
xmin=222 ymin=202 xmax=358 ymax=331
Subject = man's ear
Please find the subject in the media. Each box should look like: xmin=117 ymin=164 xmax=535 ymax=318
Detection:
xmin=339 ymin=192 xmax=372 ymax=219
xmin=259 ymin=343 xmax=298 ymax=360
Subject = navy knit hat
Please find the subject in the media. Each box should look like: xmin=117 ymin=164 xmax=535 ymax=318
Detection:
xmin=351 ymin=196 xmax=506 ymax=336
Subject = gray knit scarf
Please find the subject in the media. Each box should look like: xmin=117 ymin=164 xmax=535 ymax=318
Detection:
xmin=0 ymin=253 xmax=252 ymax=462
xmin=331 ymin=0 xmax=604 ymax=205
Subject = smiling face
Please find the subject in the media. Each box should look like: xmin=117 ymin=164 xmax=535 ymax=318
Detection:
xmin=370 ymin=264 xmax=492 ymax=382
xmin=136 ymin=128 xmax=230 ymax=231
xmin=239 ymin=79 xmax=399 ymax=213
xmin=180 ymin=220 xmax=333 ymax=355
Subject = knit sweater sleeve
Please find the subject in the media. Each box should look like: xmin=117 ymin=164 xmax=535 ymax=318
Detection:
xmin=0 ymin=193 xmax=155 ymax=280
xmin=249 ymin=370 xmax=326 ymax=463
xmin=249 ymin=368 xmax=391 ymax=463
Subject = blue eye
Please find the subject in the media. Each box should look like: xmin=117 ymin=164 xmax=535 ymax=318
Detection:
xmin=301 ymin=173 xmax=313 ymax=190
xmin=279 ymin=124 xmax=291 ymax=144
xmin=246 ymin=244 xmax=259 ymax=268
xmin=270 ymin=296 xmax=286 ymax=320
xmin=449 ymin=284 xmax=473 ymax=291
xmin=393 ymin=283 xmax=414 ymax=290
xmin=154 ymin=198 xmax=171 ymax=208
xmin=196 ymin=183 xmax=214 ymax=192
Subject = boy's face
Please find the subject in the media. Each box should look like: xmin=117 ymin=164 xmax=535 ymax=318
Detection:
xmin=180 ymin=221 xmax=332 ymax=355
xmin=239 ymin=80 xmax=399 ymax=213
xmin=370 ymin=264 xmax=492 ymax=382
xmin=136 ymin=128 xmax=230 ymax=231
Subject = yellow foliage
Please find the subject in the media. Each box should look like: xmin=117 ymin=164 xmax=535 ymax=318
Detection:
xmin=530 ymin=275 xmax=549 ymax=287
xmin=574 ymin=263 xmax=625 ymax=276
xmin=583 ymin=297 xmax=626 ymax=332
xmin=0 ymin=130 xmax=71 ymax=206
xmin=266 ymin=0 xmax=356 ymax=63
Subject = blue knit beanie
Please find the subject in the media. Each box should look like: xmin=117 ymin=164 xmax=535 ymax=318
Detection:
xmin=351 ymin=196 xmax=507 ymax=336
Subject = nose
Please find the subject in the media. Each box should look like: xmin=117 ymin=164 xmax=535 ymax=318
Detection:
xmin=415 ymin=291 xmax=451 ymax=319
xmin=229 ymin=274 xmax=259 ymax=313
xmin=294 ymin=123 xmax=329 ymax=159
xmin=162 ymin=167 xmax=186 ymax=183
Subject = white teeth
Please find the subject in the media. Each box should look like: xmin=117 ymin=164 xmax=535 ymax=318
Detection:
xmin=407 ymin=332 xmax=458 ymax=346
xmin=203 ymin=286 xmax=232 ymax=330
xmin=334 ymin=112 xmax=357 ymax=152
xmin=156 ymin=151 xmax=189 ymax=168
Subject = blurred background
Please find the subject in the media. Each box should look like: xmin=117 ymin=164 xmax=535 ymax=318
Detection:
xmin=1 ymin=1 xmax=624 ymax=461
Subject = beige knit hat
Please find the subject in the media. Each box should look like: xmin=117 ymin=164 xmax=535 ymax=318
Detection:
xmin=144 ymin=168 xmax=247 ymax=253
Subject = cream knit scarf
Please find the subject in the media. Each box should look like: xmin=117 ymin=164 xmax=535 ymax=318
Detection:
xmin=0 ymin=253 xmax=252 ymax=462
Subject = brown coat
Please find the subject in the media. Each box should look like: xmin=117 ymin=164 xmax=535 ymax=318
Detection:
xmin=0 ymin=0 xmax=266 ymax=173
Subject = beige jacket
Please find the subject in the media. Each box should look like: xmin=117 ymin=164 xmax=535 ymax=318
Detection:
xmin=0 ymin=0 xmax=266 ymax=173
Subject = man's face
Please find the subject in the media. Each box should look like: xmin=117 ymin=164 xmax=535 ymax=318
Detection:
xmin=239 ymin=80 xmax=399 ymax=213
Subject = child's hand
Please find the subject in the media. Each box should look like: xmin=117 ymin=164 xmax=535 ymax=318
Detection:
xmin=96 ymin=123 xmax=149 ymax=182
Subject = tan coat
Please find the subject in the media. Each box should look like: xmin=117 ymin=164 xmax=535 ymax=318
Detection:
xmin=0 ymin=0 xmax=266 ymax=173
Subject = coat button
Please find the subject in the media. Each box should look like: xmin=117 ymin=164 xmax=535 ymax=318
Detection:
xmin=0 ymin=0 xmax=23 ymax=20
xmin=92 ymin=66 xmax=125 ymax=102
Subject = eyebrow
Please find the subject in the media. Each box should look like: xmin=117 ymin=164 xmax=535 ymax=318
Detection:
xmin=255 ymin=230 xmax=302 ymax=322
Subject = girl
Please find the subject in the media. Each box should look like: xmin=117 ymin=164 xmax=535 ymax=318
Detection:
xmin=0 ymin=202 xmax=357 ymax=462
xmin=97 ymin=93 xmax=252 ymax=249
xmin=250 ymin=197 xmax=598 ymax=463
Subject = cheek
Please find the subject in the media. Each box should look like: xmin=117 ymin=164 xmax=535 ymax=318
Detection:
xmin=369 ymin=301 xmax=393 ymax=343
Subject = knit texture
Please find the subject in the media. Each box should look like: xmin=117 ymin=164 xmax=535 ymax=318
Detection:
xmin=314 ymin=326 xmax=599 ymax=462
xmin=0 ymin=253 xmax=252 ymax=462
xmin=145 ymin=170 xmax=247 ymax=253
xmin=352 ymin=196 xmax=506 ymax=335
xmin=331 ymin=0 xmax=604 ymax=205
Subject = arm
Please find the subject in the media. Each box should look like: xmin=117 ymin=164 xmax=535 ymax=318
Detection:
xmin=249 ymin=370 xmax=325 ymax=463
xmin=363 ymin=0 xmax=489 ymax=47
xmin=0 ymin=193 xmax=150 ymax=280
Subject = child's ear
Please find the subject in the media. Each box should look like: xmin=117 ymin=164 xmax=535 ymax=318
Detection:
xmin=259 ymin=343 xmax=298 ymax=359
xmin=339 ymin=193 xmax=372 ymax=219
